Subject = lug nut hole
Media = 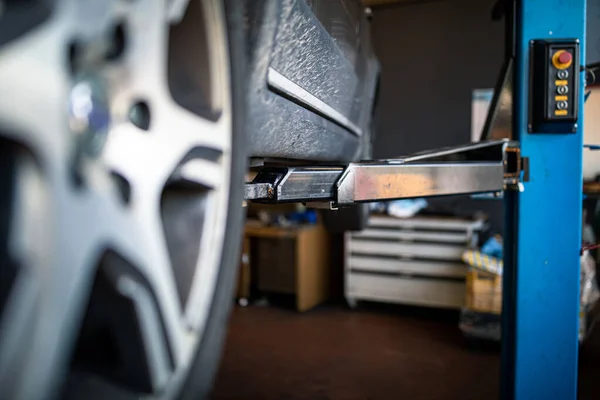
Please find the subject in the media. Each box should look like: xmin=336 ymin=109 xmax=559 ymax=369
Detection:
xmin=129 ymin=101 xmax=151 ymax=131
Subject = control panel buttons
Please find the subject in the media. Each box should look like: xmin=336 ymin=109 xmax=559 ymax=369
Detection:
xmin=529 ymin=39 xmax=579 ymax=132
xmin=557 ymin=85 xmax=568 ymax=95
xmin=552 ymin=49 xmax=573 ymax=70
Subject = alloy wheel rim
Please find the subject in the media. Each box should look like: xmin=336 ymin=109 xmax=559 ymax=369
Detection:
xmin=0 ymin=0 xmax=233 ymax=398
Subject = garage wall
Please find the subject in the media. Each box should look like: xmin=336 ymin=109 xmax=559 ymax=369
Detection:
xmin=370 ymin=0 xmax=504 ymax=157
xmin=584 ymin=88 xmax=600 ymax=180
xmin=588 ymin=0 xmax=600 ymax=66
xmin=585 ymin=1 xmax=600 ymax=179
xmin=369 ymin=0 xmax=505 ymax=232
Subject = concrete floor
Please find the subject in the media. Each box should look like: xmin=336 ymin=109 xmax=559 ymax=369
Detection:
xmin=210 ymin=303 xmax=600 ymax=400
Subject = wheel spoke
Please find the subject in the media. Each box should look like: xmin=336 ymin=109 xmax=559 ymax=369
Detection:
xmin=102 ymin=123 xmax=170 ymax=193
xmin=168 ymin=0 xmax=191 ymax=23
xmin=175 ymin=158 xmax=224 ymax=189
xmin=5 ymin=181 xmax=137 ymax=399
xmin=119 ymin=0 xmax=231 ymax=154
xmin=127 ymin=194 xmax=188 ymax=362
xmin=0 ymin=11 xmax=107 ymax=398
xmin=0 ymin=16 xmax=70 ymax=164
xmin=113 ymin=267 xmax=173 ymax=391
xmin=154 ymin=99 xmax=231 ymax=154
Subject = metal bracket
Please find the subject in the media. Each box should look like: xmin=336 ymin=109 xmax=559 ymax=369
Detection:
xmin=521 ymin=156 xmax=530 ymax=182
xmin=244 ymin=139 xmax=522 ymax=206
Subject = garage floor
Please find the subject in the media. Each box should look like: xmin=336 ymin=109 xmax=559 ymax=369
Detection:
xmin=210 ymin=303 xmax=600 ymax=400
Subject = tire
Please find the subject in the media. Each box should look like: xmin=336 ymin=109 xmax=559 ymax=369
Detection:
xmin=0 ymin=1 xmax=246 ymax=399
xmin=178 ymin=1 xmax=247 ymax=398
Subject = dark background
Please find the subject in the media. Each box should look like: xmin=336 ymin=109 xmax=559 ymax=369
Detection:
xmin=371 ymin=0 xmax=600 ymax=158
xmin=588 ymin=0 xmax=600 ymax=71
xmin=371 ymin=0 xmax=504 ymax=158
xmin=370 ymin=0 xmax=505 ymax=233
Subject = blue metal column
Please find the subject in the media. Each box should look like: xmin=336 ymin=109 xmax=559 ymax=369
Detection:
xmin=502 ymin=0 xmax=586 ymax=399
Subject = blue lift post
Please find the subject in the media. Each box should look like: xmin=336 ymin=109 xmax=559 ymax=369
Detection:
xmin=502 ymin=0 xmax=586 ymax=399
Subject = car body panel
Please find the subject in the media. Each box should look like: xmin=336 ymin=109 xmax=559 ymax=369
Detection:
xmin=243 ymin=0 xmax=380 ymax=163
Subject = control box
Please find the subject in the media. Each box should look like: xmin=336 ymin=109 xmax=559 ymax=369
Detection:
xmin=528 ymin=39 xmax=579 ymax=133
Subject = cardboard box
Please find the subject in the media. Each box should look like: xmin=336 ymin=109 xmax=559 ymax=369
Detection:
xmin=465 ymin=269 xmax=502 ymax=315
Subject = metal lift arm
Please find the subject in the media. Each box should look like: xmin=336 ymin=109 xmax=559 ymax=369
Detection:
xmin=245 ymin=139 xmax=522 ymax=206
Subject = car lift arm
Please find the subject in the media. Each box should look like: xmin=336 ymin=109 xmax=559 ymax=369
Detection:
xmin=244 ymin=139 xmax=522 ymax=206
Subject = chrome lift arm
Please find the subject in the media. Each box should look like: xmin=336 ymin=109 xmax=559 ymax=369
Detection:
xmin=244 ymin=140 xmax=522 ymax=206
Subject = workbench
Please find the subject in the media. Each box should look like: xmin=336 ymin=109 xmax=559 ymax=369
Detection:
xmin=238 ymin=221 xmax=330 ymax=312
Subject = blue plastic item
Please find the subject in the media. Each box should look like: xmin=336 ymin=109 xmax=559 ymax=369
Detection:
xmin=286 ymin=210 xmax=318 ymax=225
xmin=481 ymin=235 xmax=503 ymax=259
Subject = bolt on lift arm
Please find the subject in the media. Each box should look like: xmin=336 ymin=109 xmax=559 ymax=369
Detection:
xmin=244 ymin=139 xmax=522 ymax=206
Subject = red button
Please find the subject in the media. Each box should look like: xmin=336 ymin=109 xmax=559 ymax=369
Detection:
xmin=558 ymin=51 xmax=572 ymax=64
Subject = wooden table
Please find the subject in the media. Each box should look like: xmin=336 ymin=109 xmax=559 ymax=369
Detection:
xmin=237 ymin=221 xmax=330 ymax=312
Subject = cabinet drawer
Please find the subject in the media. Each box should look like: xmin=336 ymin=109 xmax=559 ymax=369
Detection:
xmin=352 ymin=228 xmax=469 ymax=244
xmin=368 ymin=215 xmax=484 ymax=231
xmin=347 ymin=255 xmax=466 ymax=278
xmin=347 ymin=273 xmax=465 ymax=309
xmin=348 ymin=239 xmax=464 ymax=261
xmin=254 ymin=237 xmax=296 ymax=294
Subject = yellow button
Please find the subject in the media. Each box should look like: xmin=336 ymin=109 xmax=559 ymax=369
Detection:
xmin=555 ymin=110 xmax=568 ymax=116
xmin=556 ymin=80 xmax=568 ymax=86
xmin=555 ymin=95 xmax=568 ymax=101
xmin=552 ymin=50 xmax=573 ymax=70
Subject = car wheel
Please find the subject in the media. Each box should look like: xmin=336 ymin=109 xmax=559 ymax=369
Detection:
xmin=0 ymin=0 xmax=246 ymax=399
